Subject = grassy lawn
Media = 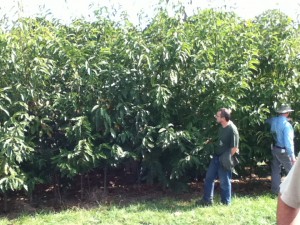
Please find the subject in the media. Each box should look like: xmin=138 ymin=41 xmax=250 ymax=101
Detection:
xmin=0 ymin=193 xmax=277 ymax=225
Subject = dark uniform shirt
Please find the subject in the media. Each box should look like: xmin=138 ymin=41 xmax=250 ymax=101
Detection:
xmin=215 ymin=121 xmax=239 ymax=156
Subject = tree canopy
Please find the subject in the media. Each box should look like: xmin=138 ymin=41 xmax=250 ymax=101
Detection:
xmin=0 ymin=6 xmax=299 ymax=198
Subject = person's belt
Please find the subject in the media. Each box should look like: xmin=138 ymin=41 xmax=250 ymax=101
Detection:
xmin=275 ymin=145 xmax=286 ymax=149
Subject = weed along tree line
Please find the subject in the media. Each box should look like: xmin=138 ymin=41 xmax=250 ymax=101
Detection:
xmin=0 ymin=5 xmax=299 ymax=209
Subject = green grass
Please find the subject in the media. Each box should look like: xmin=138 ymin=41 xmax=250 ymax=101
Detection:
xmin=0 ymin=194 xmax=277 ymax=225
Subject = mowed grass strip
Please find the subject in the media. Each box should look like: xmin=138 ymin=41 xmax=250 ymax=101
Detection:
xmin=0 ymin=194 xmax=277 ymax=225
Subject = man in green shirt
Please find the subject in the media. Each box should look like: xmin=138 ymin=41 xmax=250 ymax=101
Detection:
xmin=197 ymin=108 xmax=239 ymax=206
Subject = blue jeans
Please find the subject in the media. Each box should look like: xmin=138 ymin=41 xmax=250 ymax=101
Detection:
xmin=203 ymin=156 xmax=232 ymax=204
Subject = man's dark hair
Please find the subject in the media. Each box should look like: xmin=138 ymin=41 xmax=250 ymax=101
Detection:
xmin=219 ymin=108 xmax=231 ymax=122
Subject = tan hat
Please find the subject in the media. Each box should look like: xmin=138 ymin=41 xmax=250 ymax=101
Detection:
xmin=276 ymin=104 xmax=294 ymax=113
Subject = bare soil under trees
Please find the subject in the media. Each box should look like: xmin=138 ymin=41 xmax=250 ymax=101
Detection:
xmin=0 ymin=166 xmax=273 ymax=219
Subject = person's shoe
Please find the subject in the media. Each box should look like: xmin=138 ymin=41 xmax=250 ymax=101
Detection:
xmin=221 ymin=201 xmax=230 ymax=206
xmin=195 ymin=199 xmax=213 ymax=207
xmin=269 ymin=193 xmax=278 ymax=199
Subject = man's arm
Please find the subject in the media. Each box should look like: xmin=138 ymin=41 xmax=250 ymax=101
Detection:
xmin=284 ymin=124 xmax=296 ymax=164
xmin=231 ymin=127 xmax=239 ymax=156
xmin=277 ymin=154 xmax=300 ymax=224
xmin=277 ymin=195 xmax=300 ymax=225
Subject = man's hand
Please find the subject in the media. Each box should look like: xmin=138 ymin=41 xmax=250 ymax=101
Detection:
xmin=290 ymin=155 xmax=297 ymax=165
xmin=231 ymin=147 xmax=239 ymax=156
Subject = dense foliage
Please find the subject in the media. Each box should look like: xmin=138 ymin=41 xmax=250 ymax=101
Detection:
xmin=0 ymin=6 xmax=299 ymax=198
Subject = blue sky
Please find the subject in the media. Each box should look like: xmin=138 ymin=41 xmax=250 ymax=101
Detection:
xmin=1 ymin=0 xmax=299 ymax=25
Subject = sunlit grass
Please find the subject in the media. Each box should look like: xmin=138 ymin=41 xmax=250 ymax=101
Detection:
xmin=0 ymin=193 xmax=277 ymax=225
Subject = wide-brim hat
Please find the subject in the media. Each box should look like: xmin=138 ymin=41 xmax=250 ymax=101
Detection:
xmin=276 ymin=104 xmax=294 ymax=113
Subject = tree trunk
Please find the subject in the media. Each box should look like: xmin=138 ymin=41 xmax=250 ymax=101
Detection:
xmin=3 ymin=192 xmax=7 ymax=212
xmin=103 ymin=165 xmax=108 ymax=196
xmin=87 ymin=173 xmax=91 ymax=193
xmin=54 ymin=173 xmax=62 ymax=204
xmin=80 ymin=173 xmax=84 ymax=200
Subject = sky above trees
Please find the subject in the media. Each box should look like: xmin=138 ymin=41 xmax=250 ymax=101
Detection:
xmin=0 ymin=0 xmax=299 ymax=26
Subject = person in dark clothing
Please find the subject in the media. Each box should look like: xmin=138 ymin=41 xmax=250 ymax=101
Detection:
xmin=197 ymin=108 xmax=239 ymax=206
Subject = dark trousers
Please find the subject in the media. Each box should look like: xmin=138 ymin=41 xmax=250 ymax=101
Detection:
xmin=271 ymin=146 xmax=292 ymax=194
